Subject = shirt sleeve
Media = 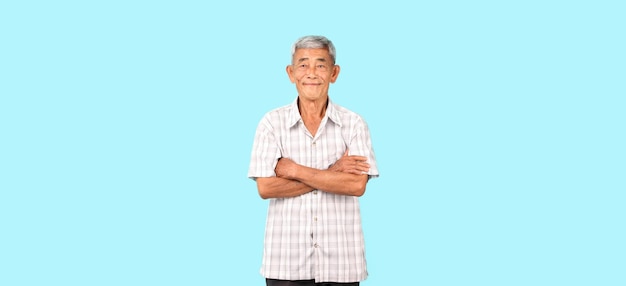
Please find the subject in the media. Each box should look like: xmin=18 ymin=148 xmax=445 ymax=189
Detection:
xmin=248 ymin=117 xmax=282 ymax=179
xmin=349 ymin=117 xmax=379 ymax=178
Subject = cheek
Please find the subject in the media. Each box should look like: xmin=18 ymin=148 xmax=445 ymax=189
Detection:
xmin=296 ymin=74 xmax=309 ymax=82
xmin=288 ymin=72 xmax=301 ymax=83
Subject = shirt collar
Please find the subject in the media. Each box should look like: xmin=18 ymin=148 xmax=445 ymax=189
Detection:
xmin=287 ymin=97 xmax=343 ymax=128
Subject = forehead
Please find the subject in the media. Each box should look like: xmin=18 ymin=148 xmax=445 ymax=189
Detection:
xmin=292 ymin=48 xmax=332 ymax=62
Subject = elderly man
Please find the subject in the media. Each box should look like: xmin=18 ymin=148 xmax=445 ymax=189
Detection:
xmin=248 ymin=35 xmax=379 ymax=286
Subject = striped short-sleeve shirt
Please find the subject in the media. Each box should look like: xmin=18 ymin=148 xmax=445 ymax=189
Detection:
xmin=248 ymin=98 xmax=379 ymax=283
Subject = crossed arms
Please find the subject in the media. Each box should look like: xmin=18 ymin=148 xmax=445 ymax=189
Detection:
xmin=256 ymin=151 xmax=371 ymax=199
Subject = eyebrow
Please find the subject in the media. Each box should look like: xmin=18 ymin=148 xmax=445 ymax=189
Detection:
xmin=296 ymin=57 xmax=327 ymax=63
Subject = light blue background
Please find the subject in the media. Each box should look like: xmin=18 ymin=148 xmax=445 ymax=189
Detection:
xmin=1 ymin=1 xmax=624 ymax=285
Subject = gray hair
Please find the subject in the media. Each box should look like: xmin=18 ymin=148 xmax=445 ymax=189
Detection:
xmin=291 ymin=35 xmax=336 ymax=64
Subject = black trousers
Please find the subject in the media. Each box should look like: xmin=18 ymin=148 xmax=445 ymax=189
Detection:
xmin=266 ymin=279 xmax=359 ymax=286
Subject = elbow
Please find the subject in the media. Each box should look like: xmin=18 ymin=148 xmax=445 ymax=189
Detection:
xmin=351 ymin=175 xmax=368 ymax=197
xmin=355 ymin=186 xmax=366 ymax=197
xmin=258 ymin=186 xmax=271 ymax=200
xmin=352 ymin=182 xmax=367 ymax=197
xmin=256 ymin=178 xmax=273 ymax=200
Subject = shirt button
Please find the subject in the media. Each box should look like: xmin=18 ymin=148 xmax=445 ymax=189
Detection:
xmin=313 ymin=191 xmax=317 ymax=195
xmin=314 ymin=243 xmax=318 ymax=248
xmin=314 ymin=217 xmax=318 ymax=222
xmin=312 ymin=142 xmax=316 ymax=146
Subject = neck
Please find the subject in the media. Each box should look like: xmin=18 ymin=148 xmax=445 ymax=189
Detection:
xmin=298 ymin=96 xmax=328 ymax=119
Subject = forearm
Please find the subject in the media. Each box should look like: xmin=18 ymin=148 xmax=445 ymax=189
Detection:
xmin=288 ymin=165 xmax=368 ymax=197
xmin=256 ymin=177 xmax=315 ymax=199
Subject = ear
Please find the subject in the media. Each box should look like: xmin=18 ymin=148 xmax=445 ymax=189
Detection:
xmin=330 ymin=65 xmax=340 ymax=83
xmin=286 ymin=65 xmax=296 ymax=83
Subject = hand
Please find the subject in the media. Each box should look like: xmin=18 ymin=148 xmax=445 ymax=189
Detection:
xmin=328 ymin=150 xmax=370 ymax=175
xmin=274 ymin=157 xmax=298 ymax=179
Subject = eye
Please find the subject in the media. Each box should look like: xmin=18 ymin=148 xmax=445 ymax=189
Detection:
xmin=317 ymin=65 xmax=326 ymax=68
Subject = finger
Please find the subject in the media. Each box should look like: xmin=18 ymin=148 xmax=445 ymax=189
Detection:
xmin=350 ymin=155 xmax=367 ymax=161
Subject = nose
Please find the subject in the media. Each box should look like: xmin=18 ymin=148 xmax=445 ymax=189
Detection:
xmin=306 ymin=66 xmax=318 ymax=78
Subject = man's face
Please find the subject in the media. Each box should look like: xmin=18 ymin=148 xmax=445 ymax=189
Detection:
xmin=287 ymin=48 xmax=340 ymax=102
